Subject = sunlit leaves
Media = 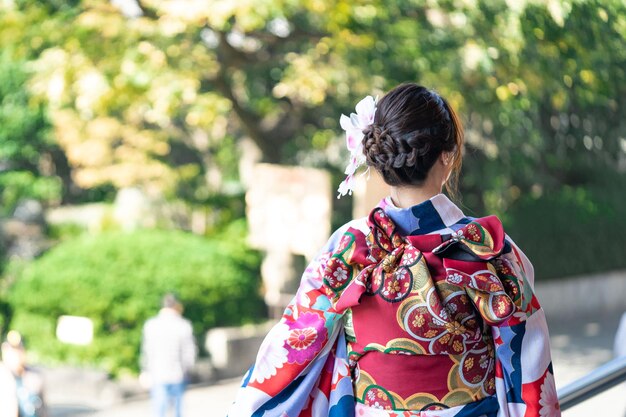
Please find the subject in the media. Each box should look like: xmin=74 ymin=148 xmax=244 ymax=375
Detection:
xmin=1 ymin=0 xmax=625 ymax=215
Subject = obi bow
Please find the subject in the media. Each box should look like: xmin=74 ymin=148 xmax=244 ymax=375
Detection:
xmin=432 ymin=217 xmax=521 ymax=326
xmin=322 ymin=208 xmax=526 ymax=328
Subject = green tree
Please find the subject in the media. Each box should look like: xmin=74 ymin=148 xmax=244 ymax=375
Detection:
xmin=2 ymin=0 xmax=353 ymax=202
xmin=2 ymin=1 xmax=626 ymax=277
xmin=0 ymin=55 xmax=63 ymax=215
xmin=3 ymin=0 xmax=623 ymax=211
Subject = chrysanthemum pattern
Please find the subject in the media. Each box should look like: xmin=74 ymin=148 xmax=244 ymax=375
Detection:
xmin=400 ymin=286 xmax=483 ymax=355
xmin=539 ymin=372 xmax=560 ymax=417
xmin=285 ymin=311 xmax=327 ymax=365
xmin=250 ymin=322 xmax=290 ymax=384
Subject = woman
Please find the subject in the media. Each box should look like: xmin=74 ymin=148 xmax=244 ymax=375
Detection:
xmin=229 ymin=84 xmax=560 ymax=417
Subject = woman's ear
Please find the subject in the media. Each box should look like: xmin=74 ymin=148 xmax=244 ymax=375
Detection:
xmin=440 ymin=152 xmax=454 ymax=186
xmin=441 ymin=151 xmax=452 ymax=166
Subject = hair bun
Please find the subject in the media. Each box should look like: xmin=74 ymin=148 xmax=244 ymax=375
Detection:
xmin=358 ymin=84 xmax=463 ymax=188
xmin=363 ymin=124 xmax=420 ymax=172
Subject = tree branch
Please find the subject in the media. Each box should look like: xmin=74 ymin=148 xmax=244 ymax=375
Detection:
xmin=210 ymin=69 xmax=285 ymax=163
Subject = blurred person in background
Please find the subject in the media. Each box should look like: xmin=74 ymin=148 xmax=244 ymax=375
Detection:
xmin=140 ymin=293 xmax=197 ymax=417
xmin=0 ymin=331 xmax=47 ymax=417
xmin=229 ymin=84 xmax=560 ymax=417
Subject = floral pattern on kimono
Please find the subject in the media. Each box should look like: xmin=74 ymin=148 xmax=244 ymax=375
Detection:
xmin=227 ymin=194 xmax=560 ymax=417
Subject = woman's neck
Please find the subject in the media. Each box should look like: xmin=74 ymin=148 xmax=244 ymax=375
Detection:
xmin=390 ymin=183 xmax=442 ymax=208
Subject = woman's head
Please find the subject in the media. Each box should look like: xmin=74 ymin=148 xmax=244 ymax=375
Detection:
xmin=362 ymin=83 xmax=463 ymax=195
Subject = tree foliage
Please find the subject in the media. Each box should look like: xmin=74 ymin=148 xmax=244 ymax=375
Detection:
xmin=1 ymin=0 xmax=624 ymax=211
xmin=0 ymin=55 xmax=63 ymax=214
xmin=0 ymin=1 xmax=625 ymax=279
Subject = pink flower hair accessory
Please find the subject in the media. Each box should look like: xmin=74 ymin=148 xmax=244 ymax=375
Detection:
xmin=337 ymin=95 xmax=378 ymax=198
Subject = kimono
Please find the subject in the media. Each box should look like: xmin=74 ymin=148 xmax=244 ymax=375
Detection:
xmin=228 ymin=194 xmax=560 ymax=417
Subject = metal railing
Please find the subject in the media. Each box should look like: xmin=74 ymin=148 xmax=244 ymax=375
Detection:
xmin=557 ymin=354 xmax=626 ymax=411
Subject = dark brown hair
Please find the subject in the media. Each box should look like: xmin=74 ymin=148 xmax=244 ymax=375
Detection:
xmin=362 ymin=83 xmax=464 ymax=196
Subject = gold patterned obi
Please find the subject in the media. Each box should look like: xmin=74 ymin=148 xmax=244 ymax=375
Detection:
xmin=322 ymin=208 xmax=524 ymax=411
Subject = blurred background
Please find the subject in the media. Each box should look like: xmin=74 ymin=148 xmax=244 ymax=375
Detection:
xmin=0 ymin=0 xmax=625 ymax=416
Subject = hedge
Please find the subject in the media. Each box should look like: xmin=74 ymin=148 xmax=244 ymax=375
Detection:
xmin=7 ymin=222 xmax=265 ymax=376
xmin=503 ymin=175 xmax=626 ymax=280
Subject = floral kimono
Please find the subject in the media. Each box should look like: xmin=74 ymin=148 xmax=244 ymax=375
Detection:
xmin=228 ymin=194 xmax=560 ymax=417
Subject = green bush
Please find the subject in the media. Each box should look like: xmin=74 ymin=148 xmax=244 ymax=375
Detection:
xmin=7 ymin=223 xmax=265 ymax=376
xmin=503 ymin=175 xmax=626 ymax=280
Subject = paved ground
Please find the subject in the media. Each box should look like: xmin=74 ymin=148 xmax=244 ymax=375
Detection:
xmin=47 ymin=378 xmax=241 ymax=417
xmin=49 ymin=310 xmax=626 ymax=417
xmin=547 ymin=311 xmax=625 ymax=417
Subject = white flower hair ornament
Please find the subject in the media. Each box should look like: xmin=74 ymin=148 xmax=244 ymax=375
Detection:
xmin=337 ymin=95 xmax=378 ymax=198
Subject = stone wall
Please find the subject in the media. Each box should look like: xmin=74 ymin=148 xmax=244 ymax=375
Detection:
xmin=535 ymin=270 xmax=626 ymax=320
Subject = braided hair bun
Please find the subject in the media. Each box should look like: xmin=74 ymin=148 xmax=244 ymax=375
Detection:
xmin=362 ymin=84 xmax=463 ymax=189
